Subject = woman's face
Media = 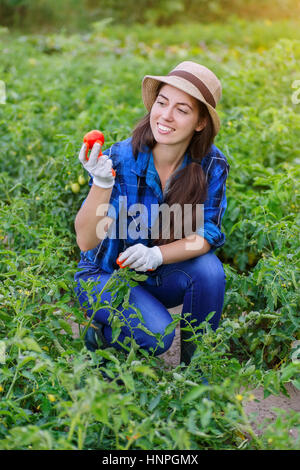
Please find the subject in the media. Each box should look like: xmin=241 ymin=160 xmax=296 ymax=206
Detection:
xmin=149 ymin=84 xmax=205 ymax=150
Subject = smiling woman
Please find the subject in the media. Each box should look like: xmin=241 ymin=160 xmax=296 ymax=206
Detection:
xmin=150 ymin=85 xmax=204 ymax=146
xmin=131 ymin=63 xmax=220 ymax=247
xmin=74 ymin=60 xmax=229 ymax=371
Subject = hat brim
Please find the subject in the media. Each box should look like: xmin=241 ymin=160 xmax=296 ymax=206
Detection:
xmin=142 ymin=74 xmax=220 ymax=136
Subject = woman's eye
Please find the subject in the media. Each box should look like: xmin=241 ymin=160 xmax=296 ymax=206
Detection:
xmin=157 ymin=101 xmax=165 ymax=105
xmin=178 ymin=108 xmax=188 ymax=114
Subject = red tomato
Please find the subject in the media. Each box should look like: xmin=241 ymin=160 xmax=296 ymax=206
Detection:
xmin=116 ymin=255 xmax=154 ymax=271
xmin=116 ymin=255 xmax=127 ymax=269
xmin=83 ymin=130 xmax=105 ymax=160
xmin=83 ymin=129 xmax=116 ymax=177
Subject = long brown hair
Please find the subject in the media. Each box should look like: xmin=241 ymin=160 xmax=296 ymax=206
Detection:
xmin=131 ymin=84 xmax=215 ymax=246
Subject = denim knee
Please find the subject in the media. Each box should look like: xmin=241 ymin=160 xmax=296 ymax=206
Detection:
xmin=188 ymin=251 xmax=226 ymax=285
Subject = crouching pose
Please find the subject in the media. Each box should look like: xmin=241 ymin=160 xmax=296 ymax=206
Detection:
xmin=74 ymin=61 xmax=229 ymax=368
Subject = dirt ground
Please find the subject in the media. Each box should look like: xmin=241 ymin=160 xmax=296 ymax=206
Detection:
xmin=70 ymin=304 xmax=300 ymax=442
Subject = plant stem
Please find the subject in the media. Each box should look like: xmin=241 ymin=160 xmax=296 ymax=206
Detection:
xmin=5 ymin=348 xmax=21 ymax=400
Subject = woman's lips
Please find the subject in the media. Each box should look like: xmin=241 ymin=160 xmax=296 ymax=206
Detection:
xmin=157 ymin=123 xmax=175 ymax=134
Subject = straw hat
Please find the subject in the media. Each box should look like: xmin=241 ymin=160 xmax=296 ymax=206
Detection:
xmin=142 ymin=61 xmax=222 ymax=136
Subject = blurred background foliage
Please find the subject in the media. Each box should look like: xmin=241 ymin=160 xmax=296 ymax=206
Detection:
xmin=0 ymin=0 xmax=300 ymax=32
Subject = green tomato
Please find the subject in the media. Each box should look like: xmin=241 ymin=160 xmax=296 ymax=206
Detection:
xmin=71 ymin=182 xmax=80 ymax=193
xmin=78 ymin=175 xmax=86 ymax=185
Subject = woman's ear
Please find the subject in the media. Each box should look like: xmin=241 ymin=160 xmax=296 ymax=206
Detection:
xmin=195 ymin=117 xmax=207 ymax=132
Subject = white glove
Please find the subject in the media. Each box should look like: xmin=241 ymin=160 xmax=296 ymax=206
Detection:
xmin=78 ymin=142 xmax=115 ymax=189
xmin=117 ymin=244 xmax=163 ymax=272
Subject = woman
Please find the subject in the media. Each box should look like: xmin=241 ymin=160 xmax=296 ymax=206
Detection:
xmin=74 ymin=61 xmax=229 ymax=367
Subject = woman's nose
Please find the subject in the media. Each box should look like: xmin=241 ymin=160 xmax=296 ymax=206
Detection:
xmin=161 ymin=106 xmax=174 ymax=121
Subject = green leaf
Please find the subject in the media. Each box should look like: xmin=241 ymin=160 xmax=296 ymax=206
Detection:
xmin=291 ymin=379 xmax=300 ymax=390
xmin=111 ymin=326 xmax=121 ymax=343
xmin=182 ymin=386 xmax=208 ymax=403
xmin=22 ymin=337 xmax=42 ymax=353
xmin=132 ymin=364 xmax=158 ymax=380
xmin=148 ymin=393 xmax=162 ymax=411
xmin=18 ymin=356 xmax=36 ymax=368
xmin=58 ymin=319 xmax=73 ymax=335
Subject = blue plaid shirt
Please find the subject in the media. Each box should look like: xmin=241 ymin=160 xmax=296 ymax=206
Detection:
xmin=76 ymin=137 xmax=229 ymax=275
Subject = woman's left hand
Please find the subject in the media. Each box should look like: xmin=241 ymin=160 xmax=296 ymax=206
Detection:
xmin=117 ymin=244 xmax=163 ymax=272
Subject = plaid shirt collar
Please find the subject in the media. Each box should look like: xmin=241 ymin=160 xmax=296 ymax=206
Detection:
xmin=131 ymin=146 xmax=192 ymax=176
xmin=131 ymin=146 xmax=192 ymax=201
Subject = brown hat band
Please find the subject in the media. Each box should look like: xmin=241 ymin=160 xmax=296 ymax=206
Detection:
xmin=167 ymin=70 xmax=216 ymax=108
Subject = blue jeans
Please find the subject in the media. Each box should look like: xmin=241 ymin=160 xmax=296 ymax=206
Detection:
xmin=74 ymin=251 xmax=226 ymax=357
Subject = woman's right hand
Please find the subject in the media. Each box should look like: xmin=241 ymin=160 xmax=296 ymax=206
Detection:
xmin=78 ymin=142 xmax=115 ymax=189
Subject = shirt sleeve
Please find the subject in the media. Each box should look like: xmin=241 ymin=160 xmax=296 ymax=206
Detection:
xmin=196 ymin=155 xmax=230 ymax=250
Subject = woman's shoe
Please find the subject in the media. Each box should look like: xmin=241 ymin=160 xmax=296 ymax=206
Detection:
xmin=84 ymin=320 xmax=109 ymax=352
xmin=180 ymin=328 xmax=196 ymax=366
xmin=84 ymin=321 xmax=124 ymax=385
